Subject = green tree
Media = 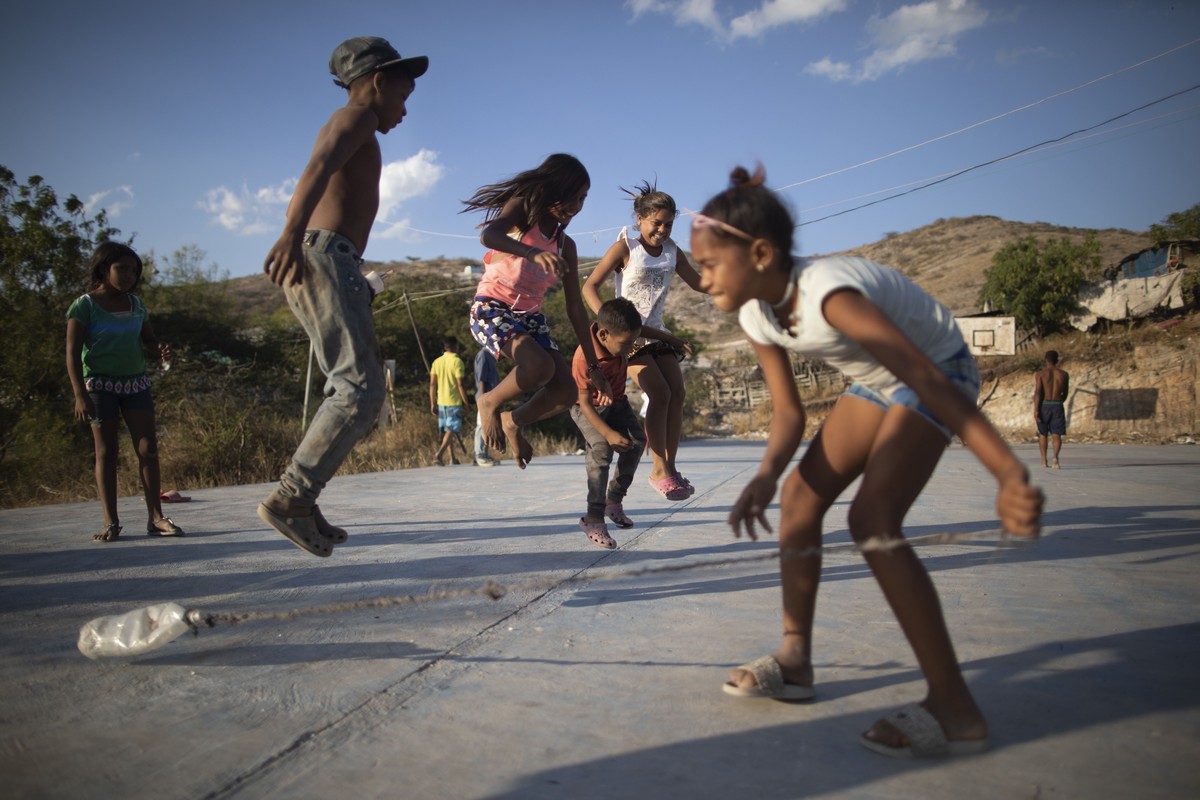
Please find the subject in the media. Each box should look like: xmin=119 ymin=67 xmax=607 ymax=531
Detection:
xmin=0 ymin=166 xmax=125 ymax=459
xmin=978 ymin=234 xmax=1100 ymax=336
xmin=1149 ymin=202 xmax=1200 ymax=242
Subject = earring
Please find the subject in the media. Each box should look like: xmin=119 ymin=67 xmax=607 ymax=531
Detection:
xmin=755 ymin=263 xmax=766 ymax=272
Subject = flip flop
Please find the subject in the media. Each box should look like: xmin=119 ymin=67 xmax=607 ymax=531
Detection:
xmin=146 ymin=518 xmax=185 ymax=537
xmin=859 ymin=703 xmax=990 ymax=758
xmin=722 ymin=655 xmax=815 ymax=701
xmin=160 ymin=490 xmax=191 ymax=503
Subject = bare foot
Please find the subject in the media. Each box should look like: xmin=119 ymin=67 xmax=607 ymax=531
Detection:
xmin=477 ymin=391 xmax=506 ymax=452
xmin=501 ymin=411 xmax=532 ymax=469
xmin=1052 ymin=460 xmax=1060 ymax=469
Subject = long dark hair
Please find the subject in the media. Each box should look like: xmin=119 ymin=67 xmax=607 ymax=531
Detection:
xmin=461 ymin=153 xmax=590 ymax=235
xmin=699 ymin=165 xmax=796 ymax=269
xmin=87 ymin=241 xmax=143 ymax=291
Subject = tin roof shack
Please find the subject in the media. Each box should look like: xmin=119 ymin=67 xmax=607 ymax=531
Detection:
xmin=1071 ymin=241 xmax=1198 ymax=331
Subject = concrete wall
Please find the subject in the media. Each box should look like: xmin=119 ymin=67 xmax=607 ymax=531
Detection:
xmin=979 ymin=336 xmax=1198 ymax=442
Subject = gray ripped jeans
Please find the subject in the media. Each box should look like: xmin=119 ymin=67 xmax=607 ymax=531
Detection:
xmin=276 ymin=230 xmax=384 ymax=504
xmin=569 ymin=398 xmax=646 ymax=518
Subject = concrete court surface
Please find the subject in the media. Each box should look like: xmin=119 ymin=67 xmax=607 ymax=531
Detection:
xmin=1 ymin=440 xmax=1199 ymax=800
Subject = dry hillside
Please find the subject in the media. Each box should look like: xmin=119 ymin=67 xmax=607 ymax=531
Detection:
xmin=658 ymin=215 xmax=1153 ymax=341
xmin=216 ymin=216 xmax=1153 ymax=337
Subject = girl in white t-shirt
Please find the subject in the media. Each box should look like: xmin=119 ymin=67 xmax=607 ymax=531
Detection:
xmin=583 ymin=183 xmax=706 ymax=505
xmin=690 ymin=166 xmax=1043 ymax=759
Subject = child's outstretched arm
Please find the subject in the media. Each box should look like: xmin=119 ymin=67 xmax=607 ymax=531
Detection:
xmin=821 ymin=289 xmax=1043 ymax=538
xmin=581 ymin=238 xmax=630 ymax=315
xmin=560 ymin=236 xmax=613 ymax=399
xmin=264 ymin=106 xmax=380 ymax=287
xmin=729 ymin=340 xmax=806 ymax=541
xmin=638 ymin=325 xmax=694 ymax=357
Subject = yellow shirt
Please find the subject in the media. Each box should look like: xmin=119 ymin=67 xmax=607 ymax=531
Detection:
xmin=430 ymin=352 xmax=466 ymax=406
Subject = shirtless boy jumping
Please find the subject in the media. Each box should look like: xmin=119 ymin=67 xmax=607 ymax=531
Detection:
xmin=259 ymin=37 xmax=428 ymax=557
xmin=1033 ymin=350 xmax=1070 ymax=469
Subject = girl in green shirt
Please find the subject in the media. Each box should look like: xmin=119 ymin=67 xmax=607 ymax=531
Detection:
xmin=66 ymin=242 xmax=184 ymax=542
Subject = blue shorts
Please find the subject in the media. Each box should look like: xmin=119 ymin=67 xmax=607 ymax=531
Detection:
xmin=469 ymin=296 xmax=557 ymax=358
xmin=843 ymin=345 xmax=980 ymax=440
xmin=438 ymin=405 xmax=463 ymax=434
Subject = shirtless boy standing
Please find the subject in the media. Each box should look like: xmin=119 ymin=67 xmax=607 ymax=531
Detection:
xmin=259 ymin=37 xmax=428 ymax=557
xmin=1033 ymin=350 xmax=1070 ymax=469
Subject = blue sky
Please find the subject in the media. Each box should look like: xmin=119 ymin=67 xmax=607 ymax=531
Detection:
xmin=3 ymin=1 xmax=1198 ymax=279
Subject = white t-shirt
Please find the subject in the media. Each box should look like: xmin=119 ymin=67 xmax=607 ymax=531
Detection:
xmin=738 ymin=256 xmax=964 ymax=390
xmin=614 ymin=226 xmax=677 ymax=334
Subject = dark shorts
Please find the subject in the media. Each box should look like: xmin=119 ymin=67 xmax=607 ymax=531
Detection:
xmin=88 ymin=388 xmax=154 ymax=426
xmin=629 ymin=339 xmax=684 ymax=363
xmin=438 ymin=404 xmax=463 ymax=434
xmin=469 ymin=296 xmax=557 ymax=358
xmin=1037 ymin=402 xmax=1067 ymax=436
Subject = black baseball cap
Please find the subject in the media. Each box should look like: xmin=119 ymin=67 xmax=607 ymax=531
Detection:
xmin=329 ymin=36 xmax=429 ymax=88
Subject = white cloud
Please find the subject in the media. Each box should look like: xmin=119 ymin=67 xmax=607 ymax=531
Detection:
xmin=83 ymin=185 xmax=135 ymax=218
xmin=377 ymin=149 xmax=443 ymax=226
xmin=199 ymin=178 xmax=295 ymax=234
xmin=730 ymin=0 xmax=848 ymax=39
xmin=201 ymin=150 xmax=443 ymax=239
xmin=806 ymin=0 xmax=988 ymax=82
xmin=628 ymin=0 xmax=844 ymax=38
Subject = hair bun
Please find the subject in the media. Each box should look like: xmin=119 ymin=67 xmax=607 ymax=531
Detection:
xmin=728 ymin=164 xmax=767 ymax=189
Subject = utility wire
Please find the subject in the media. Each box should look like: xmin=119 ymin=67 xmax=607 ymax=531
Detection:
xmin=799 ymin=83 xmax=1200 ymax=227
xmin=776 ymin=36 xmax=1200 ymax=192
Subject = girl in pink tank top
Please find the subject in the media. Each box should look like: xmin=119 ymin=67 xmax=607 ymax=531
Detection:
xmin=461 ymin=154 xmax=612 ymax=470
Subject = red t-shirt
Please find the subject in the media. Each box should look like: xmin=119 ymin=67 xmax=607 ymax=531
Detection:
xmin=572 ymin=323 xmax=627 ymax=406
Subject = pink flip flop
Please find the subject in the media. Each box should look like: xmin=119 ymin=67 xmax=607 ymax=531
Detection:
xmin=648 ymin=475 xmax=689 ymax=502
xmin=160 ymin=490 xmax=191 ymax=503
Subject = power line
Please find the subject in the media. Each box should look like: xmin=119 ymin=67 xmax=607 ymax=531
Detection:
xmin=776 ymin=36 xmax=1200 ymax=192
xmin=799 ymin=83 xmax=1200 ymax=227
xmin=797 ymin=103 xmax=1200 ymax=216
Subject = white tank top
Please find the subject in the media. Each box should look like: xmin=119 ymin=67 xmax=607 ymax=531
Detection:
xmin=614 ymin=226 xmax=677 ymax=333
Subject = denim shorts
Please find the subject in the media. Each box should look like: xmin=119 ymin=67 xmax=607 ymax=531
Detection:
xmin=844 ymin=345 xmax=980 ymax=440
xmin=88 ymin=388 xmax=154 ymax=425
xmin=469 ymin=296 xmax=557 ymax=358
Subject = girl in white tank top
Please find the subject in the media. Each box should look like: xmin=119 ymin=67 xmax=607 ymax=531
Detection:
xmin=583 ymin=182 xmax=708 ymax=502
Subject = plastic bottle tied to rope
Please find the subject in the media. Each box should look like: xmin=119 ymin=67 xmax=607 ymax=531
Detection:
xmin=77 ymin=602 xmax=212 ymax=660
xmin=73 ymin=528 xmax=1034 ymax=660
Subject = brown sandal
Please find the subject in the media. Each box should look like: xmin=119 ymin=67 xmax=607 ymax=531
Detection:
xmin=93 ymin=523 xmax=122 ymax=542
xmin=147 ymin=518 xmax=185 ymax=537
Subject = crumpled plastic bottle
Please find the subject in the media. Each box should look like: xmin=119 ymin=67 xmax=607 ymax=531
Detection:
xmin=77 ymin=602 xmax=199 ymax=659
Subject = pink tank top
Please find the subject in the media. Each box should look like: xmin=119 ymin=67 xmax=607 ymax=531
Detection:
xmin=475 ymin=225 xmax=562 ymax=313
